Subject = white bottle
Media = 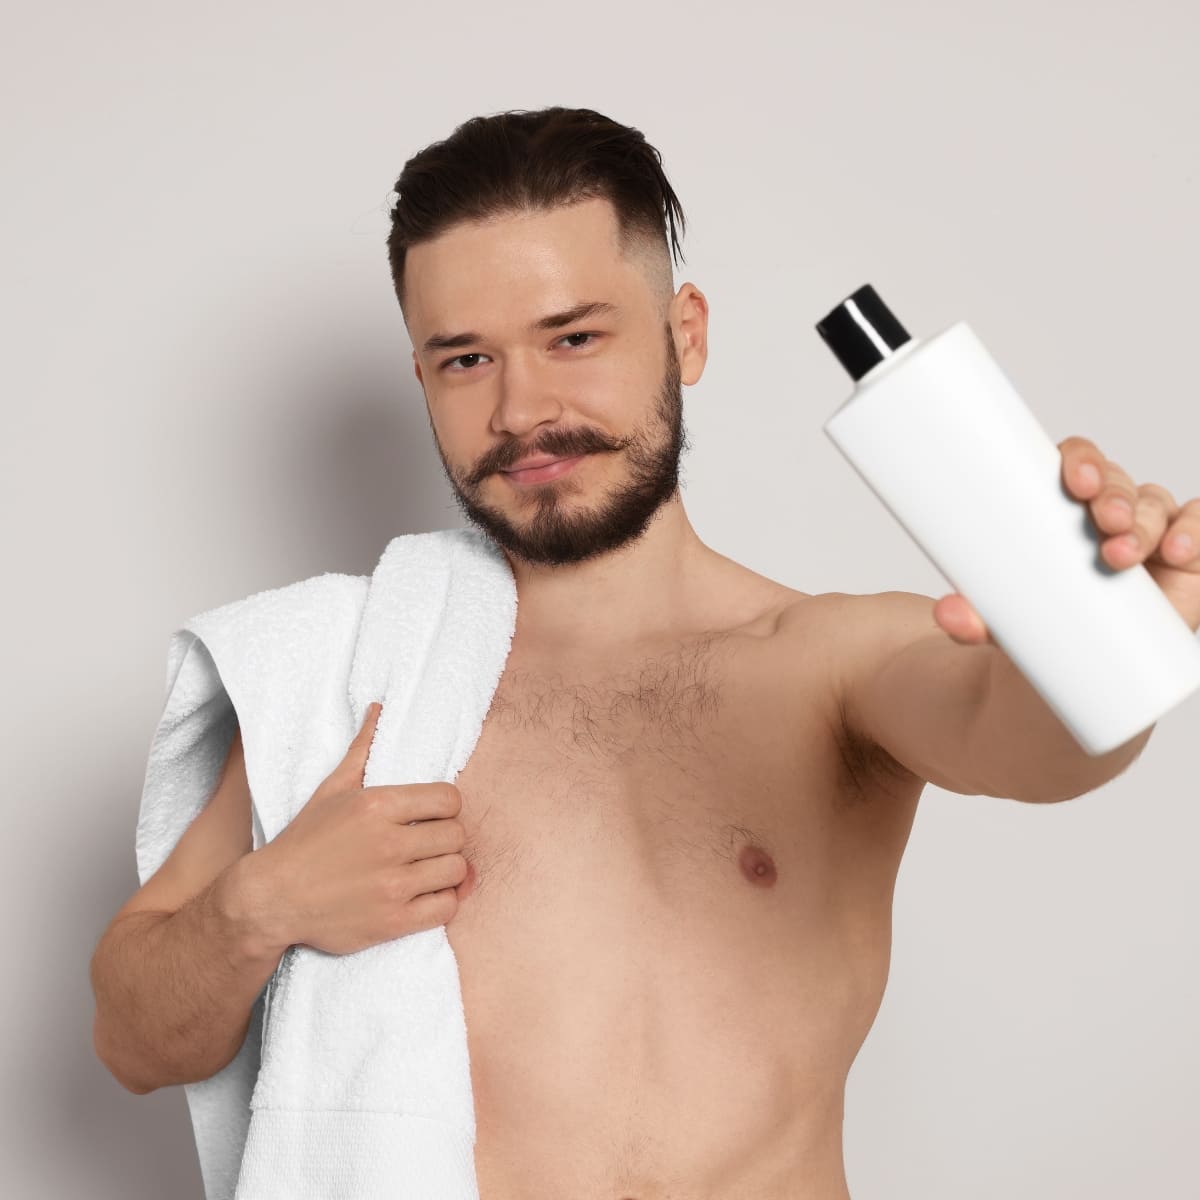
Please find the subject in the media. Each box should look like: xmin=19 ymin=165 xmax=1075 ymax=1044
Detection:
xmin=815 ymin=283 xmax=1200 ymax=757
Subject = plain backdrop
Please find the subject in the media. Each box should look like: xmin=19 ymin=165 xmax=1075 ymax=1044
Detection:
xmin=4 ymin=1 xmax=1197 ymax=1196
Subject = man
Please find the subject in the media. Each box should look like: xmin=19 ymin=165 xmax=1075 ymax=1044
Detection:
xmin=92 ymin=106 xmax=1200 ymax=1198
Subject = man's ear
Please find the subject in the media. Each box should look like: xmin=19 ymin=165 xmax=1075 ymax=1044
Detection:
xmin=672 ymin=283 xmax=709 ymax=386
xmin=412 ymin=350 xmax=423 ymax=387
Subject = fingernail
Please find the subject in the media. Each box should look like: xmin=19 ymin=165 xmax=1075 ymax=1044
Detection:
xmin=1079 ymin=463 xmax=1101 ymax=488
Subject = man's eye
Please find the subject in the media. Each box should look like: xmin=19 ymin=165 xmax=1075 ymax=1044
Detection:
xmin=442 ymin=352 xmax=489 ymax=372
xmin=558 ymin=331 xmax=599 ymax=349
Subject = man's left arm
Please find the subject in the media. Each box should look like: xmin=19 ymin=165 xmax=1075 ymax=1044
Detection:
xmin=843 ymin=436 xmax=1200 ymax=804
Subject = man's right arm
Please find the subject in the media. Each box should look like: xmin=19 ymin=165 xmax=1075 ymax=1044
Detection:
xmin=90 ymin=724 xmax=289 ymax=1094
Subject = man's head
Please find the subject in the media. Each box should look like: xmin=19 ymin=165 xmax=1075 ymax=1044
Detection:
xmin=385 ymin=107 xmax=708 ymax=570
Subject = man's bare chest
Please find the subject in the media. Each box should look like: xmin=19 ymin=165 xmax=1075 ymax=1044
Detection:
xmin=444 ymin=606 xmax=915 ymax=939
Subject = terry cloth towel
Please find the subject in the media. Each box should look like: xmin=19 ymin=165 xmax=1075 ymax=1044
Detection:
xmin=134 ymin=526 xmax=518 ymax=1200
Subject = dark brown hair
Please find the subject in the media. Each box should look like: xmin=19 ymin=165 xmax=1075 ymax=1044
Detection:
xmin=384 ymin=106 xmax=687 ymax=317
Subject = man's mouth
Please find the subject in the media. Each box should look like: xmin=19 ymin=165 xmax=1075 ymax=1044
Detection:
xmin=502 ymin=454 xmax=588 ymax=485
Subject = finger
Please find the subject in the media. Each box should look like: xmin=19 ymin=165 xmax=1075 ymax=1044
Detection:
xmin=1059 ymin=436 xmax=1141 ymax=523
xmin=1057 ymin=437 xmax=1178 ymax=564
xmin=1087 ymin=457 xmax=1149 ymax=535
xmin=1059 ymin=435 xmax=1108 ymax=500
xmin=1101 ymin=482 xmax=1174 ymax=568
xmin=340 ymin=701 xmax=384 ymax=786
xmin=1161 ymin=498 xmax=1200 ymax=566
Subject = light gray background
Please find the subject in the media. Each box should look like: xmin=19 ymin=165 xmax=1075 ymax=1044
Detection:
xmin=4 ymin=1 xmax=1197 ymax=1196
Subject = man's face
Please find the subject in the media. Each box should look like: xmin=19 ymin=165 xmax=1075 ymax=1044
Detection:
xmin=404 ymin=196 xmax=692 ymax=569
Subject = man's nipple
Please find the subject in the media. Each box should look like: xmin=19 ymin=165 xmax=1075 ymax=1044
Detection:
xmin=738 ymin=844 xmax=778 ymax=887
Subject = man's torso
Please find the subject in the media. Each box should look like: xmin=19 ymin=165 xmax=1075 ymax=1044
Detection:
xmin=446 ymin=577 xmax=925 ymax=1200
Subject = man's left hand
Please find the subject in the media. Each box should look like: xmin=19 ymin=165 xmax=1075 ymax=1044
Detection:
xmin=933 ymin=435 xmax=1200 ymax=645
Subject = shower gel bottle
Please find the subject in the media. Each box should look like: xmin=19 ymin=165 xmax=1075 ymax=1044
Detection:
xmin=815 ymin=283 xmax=1200 ymax=757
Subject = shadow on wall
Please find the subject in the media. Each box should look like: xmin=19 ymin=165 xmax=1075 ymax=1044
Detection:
xmin=275 ymin=346 xmax=469 ymax=570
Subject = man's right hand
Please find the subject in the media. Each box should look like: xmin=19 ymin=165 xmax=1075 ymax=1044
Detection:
xmin=248 ymin=702 xmax=469 ymax=956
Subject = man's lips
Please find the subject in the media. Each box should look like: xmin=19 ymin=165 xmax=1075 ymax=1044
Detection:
xmin=501 ymin=454 xmax=588 ymax=484
xmin=504 ymin=453 xmax=584 ymax=472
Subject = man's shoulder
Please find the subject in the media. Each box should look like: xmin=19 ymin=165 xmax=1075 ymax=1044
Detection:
xmin=776 ymin=587 xmax=938 ymax=661
xmin=776 ymin=588 xmax=939 ymax=778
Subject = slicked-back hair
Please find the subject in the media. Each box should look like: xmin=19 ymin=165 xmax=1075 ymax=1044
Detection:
xmin=385 ymin=106 xmax=687 ymax=318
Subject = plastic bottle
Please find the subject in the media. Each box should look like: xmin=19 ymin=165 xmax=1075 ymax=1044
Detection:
xmin=815 ymin=282 xmax=1200 ymax=757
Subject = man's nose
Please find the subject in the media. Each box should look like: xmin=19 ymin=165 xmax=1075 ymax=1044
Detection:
xmin=492 ymin=349 xmax=568 ymax=437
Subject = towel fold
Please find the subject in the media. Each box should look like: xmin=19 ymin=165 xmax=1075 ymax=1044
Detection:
xmin=135 ymin=527 xmax=518 ymax=1200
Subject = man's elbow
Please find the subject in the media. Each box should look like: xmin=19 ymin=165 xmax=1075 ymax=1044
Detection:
xmin=92 ymin=1018 xmax=156 ymax=1095
xmin=1019 ymin=741 xmax=1150 ymax=804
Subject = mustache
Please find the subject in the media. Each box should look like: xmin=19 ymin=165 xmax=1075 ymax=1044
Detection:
xmin=480 ymin=435 xmax=618 ymax=479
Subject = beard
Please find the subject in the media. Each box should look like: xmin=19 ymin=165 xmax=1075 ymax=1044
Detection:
xmin=431 ymin=320 xmax=691 ymax=568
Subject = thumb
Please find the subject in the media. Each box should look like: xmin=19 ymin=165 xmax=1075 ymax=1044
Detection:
xmin=332 ymin=701 xmax=384 ymax=789
xmin=933 ymin=594 xmax=994 ymax=646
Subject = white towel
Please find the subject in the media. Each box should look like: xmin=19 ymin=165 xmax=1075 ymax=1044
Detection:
xmin=135 ymin=526 xmax=518 ymax=1200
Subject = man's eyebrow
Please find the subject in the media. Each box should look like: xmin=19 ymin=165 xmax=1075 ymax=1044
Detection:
xmin=421 ymin=301 xmax=620 ymax=354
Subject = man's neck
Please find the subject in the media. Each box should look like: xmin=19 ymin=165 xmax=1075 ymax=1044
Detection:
xmin=501 ymin=501 xmax=720 ymax=654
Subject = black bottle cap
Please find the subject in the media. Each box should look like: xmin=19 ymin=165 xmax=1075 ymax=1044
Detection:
xmin=815 ymin=284 xmax=912 ymax=382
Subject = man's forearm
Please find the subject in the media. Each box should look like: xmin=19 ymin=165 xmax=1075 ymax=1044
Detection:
xmin=969 ymin=645 xmax=1154 ymax=803
xmin=90 ymin=853 xmax=287 ymax=1094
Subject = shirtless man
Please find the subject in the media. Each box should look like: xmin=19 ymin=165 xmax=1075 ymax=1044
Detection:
xmin=91 ymin=107 xmax=1195 ymax=1198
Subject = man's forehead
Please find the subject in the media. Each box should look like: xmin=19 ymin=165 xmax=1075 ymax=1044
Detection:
xmin=406 ymin=210 xmax=641 ymax=342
